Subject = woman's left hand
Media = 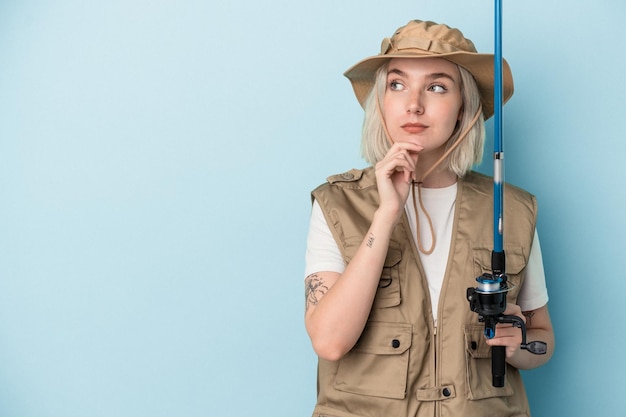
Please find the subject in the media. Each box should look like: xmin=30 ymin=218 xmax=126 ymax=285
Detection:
xmin=484 ymin=303 xmax=525 ymax=359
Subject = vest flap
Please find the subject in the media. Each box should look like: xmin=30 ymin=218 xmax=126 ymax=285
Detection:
xmin=471 ymin=244 xmax=527 ymax=275
xmin=353 ymin=321 xmax=412 ymax=355
xmin=464 ymin=324 xmax=492 ymax=358
xmin=327 ymin=169 xmax=364 ymax=184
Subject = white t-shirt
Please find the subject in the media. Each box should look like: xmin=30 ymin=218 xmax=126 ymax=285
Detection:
xmin=305 ymin=183 xmax=549 ymax=321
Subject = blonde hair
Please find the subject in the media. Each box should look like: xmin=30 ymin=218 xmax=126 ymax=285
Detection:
xmin=360 ymin=62 xmax=485 ymax=178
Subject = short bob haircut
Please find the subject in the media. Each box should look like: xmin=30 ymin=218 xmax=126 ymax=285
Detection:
xmin=360 ymin=61 xmax=485 ymax=178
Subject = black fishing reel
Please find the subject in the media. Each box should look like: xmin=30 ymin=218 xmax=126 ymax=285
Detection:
xmin=466 ymin=272 xmax=547 ymax=387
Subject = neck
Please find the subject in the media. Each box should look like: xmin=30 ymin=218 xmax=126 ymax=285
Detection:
xmin=414 ymin=148 xmax=458 ymax=188
xmin=416 ymin=167 xmax=457 ymax=188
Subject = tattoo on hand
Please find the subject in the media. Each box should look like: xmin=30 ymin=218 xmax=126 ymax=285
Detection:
xmin=366 ymin=233 xmax=375 ymax=248
xmin=522 ymin=310 xmax=535 ymax=327
xmin=305 ymin=274 xmax=328 ymax=311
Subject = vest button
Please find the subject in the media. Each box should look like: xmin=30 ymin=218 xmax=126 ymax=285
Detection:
xmin=470 ymin=341 xmax=478 ymax=350
xmin=442 ymin=388 xmax=451 ymax=397
xmin=391 ymin=339 xmax=400 ymax=348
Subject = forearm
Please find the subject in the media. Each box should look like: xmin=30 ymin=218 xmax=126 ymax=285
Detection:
xmin=306 ymin=209 xmax=398 ymax=360
xmin=506 ymin=327 xmax=555 ymax=370
xmin=306 ymin=143 xmax=418 ymax=360
xmin=505 ymin=305 xmax=555 ymax=370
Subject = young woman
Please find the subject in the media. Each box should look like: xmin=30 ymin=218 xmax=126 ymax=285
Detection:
xmin=304 ymin=20 xmax=554 ymax=417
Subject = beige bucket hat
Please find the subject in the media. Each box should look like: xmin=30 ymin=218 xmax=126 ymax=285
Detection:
xmin=344 ymin=20 xmax=514 ymax=119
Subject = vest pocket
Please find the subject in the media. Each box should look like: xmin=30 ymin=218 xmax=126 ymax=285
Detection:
xmin=334 ymin=321 xmax=412 ymax=399
xmin=373 ymin=246 xmax=402 ymax=308
xmin=471 ymin=244 xmax=527 ymax=300
xmin=343 ymin=239 xmax=401 ymax=309
xmin=463 ymin=324 xmax=514 ymax=400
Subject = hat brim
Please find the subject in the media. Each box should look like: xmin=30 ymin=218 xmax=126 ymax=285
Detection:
xmin=344 ymin=51 xmax=514 ymax=120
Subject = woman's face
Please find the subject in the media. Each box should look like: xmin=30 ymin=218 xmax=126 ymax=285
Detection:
xmin=383 ymin=58 xmax=463 ymax=158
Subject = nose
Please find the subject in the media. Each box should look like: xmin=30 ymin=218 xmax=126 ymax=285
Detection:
xmin=407 ymin=91 xmax=424 ymax=114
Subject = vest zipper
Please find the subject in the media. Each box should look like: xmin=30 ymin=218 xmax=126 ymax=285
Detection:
xmin=433 ymin=322 xmax=439 ymax=417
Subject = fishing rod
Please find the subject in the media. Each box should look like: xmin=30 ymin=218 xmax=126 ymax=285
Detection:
xmin=466 ymin=0 xmax=546 ymax=388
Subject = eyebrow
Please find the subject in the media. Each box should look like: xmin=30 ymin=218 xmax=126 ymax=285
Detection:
xmin=387 ymin=68 xmax=458 ymax=83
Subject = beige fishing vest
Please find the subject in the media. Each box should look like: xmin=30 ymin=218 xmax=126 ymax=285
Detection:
xmin=310 ymin=168 xmax=537 ymax=417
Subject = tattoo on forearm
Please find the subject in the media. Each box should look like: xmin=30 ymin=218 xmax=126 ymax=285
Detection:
xmin=366 ymin=233 xmax=375 ymax=248
xmin=305 ymin=274 xmax=328 ymax=311
xmin=523 ymin=310 xmax=535 ymax=327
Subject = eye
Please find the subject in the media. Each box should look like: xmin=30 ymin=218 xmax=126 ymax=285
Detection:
xmin=388 ymin=80 xmax=405 ymax=91
xmin=429 ymin=84 xmax=448 ymax=93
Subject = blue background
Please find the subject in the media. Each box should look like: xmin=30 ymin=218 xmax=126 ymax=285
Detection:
xmin=1 ymin=1 xmax=624 ymax=416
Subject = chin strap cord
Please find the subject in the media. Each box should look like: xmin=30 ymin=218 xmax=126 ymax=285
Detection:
xmin=375 ymin=82 xmax=482 ymax=254
xmin=410 ymin=105 xmax=482 ymax=254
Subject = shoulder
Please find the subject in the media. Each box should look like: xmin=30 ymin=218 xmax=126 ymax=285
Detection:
xmin=310 ymin=167 xmax=379 ymax=215
xmin=313 ymin=167 xmax=376 ymax=193
xmin=461 ymin=171 xmax=537 ymax=219
xmin=462 ymin=171 xmax=535 ymax=200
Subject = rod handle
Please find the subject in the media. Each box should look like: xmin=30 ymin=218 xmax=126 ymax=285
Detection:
xmin=492 ymin=345 xmax=506 ymax=387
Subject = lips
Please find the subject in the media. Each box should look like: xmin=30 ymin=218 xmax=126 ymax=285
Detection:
xmin=401 ymin=123 xmax=428 ymax=134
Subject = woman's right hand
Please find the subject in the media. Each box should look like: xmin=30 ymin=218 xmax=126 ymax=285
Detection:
xmin=374 ymin=142 xmax=423 ymax=222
